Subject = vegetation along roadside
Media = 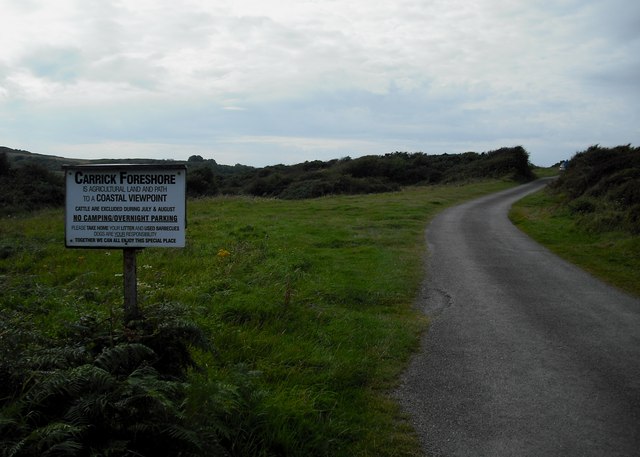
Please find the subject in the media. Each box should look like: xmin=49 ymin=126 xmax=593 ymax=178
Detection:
xmin=510 ymin=145 xmax=640 ymax=297
xmin=1 ymin=178 xmax=519 ymax=456
xmin=5 ymin=142 xmax=638 ymax=455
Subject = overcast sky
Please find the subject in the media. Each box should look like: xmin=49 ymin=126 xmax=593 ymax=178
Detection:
xmin=1 ymin=0 xmax=638 ymax=167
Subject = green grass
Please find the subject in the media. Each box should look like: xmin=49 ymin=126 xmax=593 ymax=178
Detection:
xmin=1 ymin=179 xmax=517 ymax=456
xmin=510 ymin=189 xmax=640 ymax=297
xmin=532 ymin=166 xmax=559 ymax=178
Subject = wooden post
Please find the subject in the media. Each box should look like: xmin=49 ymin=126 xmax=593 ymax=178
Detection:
xmin=123 ymin=248 xmax=141 ymax=323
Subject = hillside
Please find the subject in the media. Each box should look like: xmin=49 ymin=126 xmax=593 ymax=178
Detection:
xmin=1 ymin=146 xmax=82 ymax=169
xmin=1 ymin=145 xmax=534 ymax=215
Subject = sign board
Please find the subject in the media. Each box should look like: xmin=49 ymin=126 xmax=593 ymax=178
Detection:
xmin=64 ymin=164 xmax=187 ymax=248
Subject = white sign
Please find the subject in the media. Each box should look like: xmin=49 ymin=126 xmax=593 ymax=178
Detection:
xmin=64 ymin=164 xmax=187 ymax=248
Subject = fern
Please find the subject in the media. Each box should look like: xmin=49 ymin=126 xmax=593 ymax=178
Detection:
xmin=0 ymin=303 xmax=241 ymax=457
xmin=6 ymin=422 xmax=84 ymax=457
xmin=94 ymin=343 xmax=157 ymax=375
xmin=63 ymin=391 xmax=113 ymax=426
xmin=28 ymin=346 xmax=90 ymax=371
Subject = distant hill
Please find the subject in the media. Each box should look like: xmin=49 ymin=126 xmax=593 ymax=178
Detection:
xmin=1 ymin=146 xmax=89 ymax=172
xmin=1 ymin=144 xmax=535 ymax=214
xmin=0 ymin=146 xmax=181 ymax=173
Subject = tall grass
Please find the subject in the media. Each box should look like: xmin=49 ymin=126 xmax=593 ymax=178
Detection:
xmin=1 ymin=179 xmax=516 ymax=456
xmin=510 ymin=190 xmax=640 ymax=297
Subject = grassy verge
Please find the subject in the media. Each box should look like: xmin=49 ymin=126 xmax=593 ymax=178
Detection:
xmin=510 ymin=189 xmax=640 ymax=297
xmin=1 ymin=179 xmax=516 ymax=456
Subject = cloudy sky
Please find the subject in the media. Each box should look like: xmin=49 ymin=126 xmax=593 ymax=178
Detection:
xmin=1 ymin=0 xmax=638 ymax=167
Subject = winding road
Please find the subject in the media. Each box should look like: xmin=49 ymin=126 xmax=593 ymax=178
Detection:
xmin=395 ymin=179 xmax=640 ymax=457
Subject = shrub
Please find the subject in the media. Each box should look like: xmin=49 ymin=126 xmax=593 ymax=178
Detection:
xmin=0 ymin=303 xmax=262 ymax=457
xmin=568 ymin=197 xmax=596 ymax=214
xmin=0 ymin=163 xmax=64 ymax=215
xmin=446 ymin=146 xmax=534 ymax=182
xmin=551 ymin=144 xmax=640 ymax=234
xmin=187 ymin=165 xmax=219 ymax=196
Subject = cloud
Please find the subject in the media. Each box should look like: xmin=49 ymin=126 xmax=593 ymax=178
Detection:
xmin=21 ymin=46 xmax=84 ymax=82
xmin=0 ymin=0 xmax=638 ymax=167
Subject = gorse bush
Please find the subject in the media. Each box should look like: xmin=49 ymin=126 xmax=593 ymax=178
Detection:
xmin=551 ymin=144 xmax=640 ymax=234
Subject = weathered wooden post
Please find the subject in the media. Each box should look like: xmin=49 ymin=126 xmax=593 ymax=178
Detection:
xmin=63 ymin=164 xmax=187 ymax=324
xmin=123 ymin=247 xmax=140 ymax=322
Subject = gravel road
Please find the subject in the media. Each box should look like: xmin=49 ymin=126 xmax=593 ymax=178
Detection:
xmin=395 ymin=179 xmax=640 ymax=457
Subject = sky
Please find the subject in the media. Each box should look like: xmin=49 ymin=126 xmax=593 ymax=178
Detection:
xmin=1 ymin=0 xmax=639 ymax=167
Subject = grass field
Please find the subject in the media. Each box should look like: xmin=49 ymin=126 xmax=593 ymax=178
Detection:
xmin=1 ymin=179 xmax=517 ymax=456
xmin=510 ymin=189 xmax=640 ymax=298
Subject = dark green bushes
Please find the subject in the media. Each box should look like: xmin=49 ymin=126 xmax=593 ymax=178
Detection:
xmin=0 ymin=155 xmax=64 ymax=215
xmin=551 ymin=144 xmax=640 ymax=234
xmin=447 ymin=146 xmax=534 ymax=182
xmin=186 ymin=165 xmax=219 ymax=197
xmin=0 ymin=303 xmax=265 ymax=457
xmin=240 ymin=146 xmax=533 ymax=199
xmin=178 ymin=146 xmax=533 ymax=199
xmin=1 ymin=145 xmax=535 ymax=212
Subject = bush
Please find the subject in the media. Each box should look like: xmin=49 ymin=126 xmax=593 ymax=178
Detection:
xmin=551 ymin=144 xmax=640 ymax=234
xmin=187 ymin=165 xmax=219 ymax=196
xmin=568 ymin=197 xmax=596 ymax=214
xmin=0 ymin=162 xmax=64 ymax=215
xmin=2 ymin=146 xmax=536 ymax=207
xmin=0 ymin=303 xmax=265 ymax=457
xmin=446 ymin=146 xmax=534 ymax=182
